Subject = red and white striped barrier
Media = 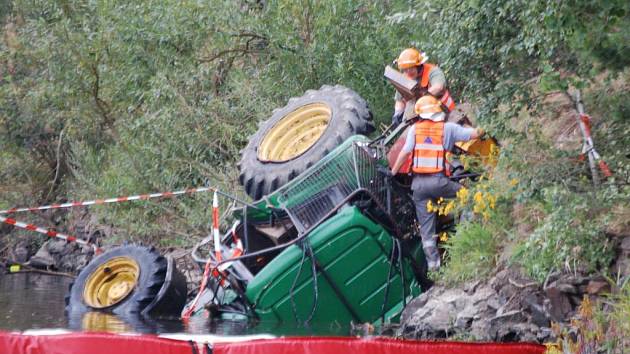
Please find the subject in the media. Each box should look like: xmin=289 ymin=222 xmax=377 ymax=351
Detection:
xmin=182 ymin=218 xmax=245 ymax=319
xmin=0 ymin=215 xmax=101 ymax=253
xmin=0 ymin=186 xmax=215 ymax=215
xmin=1 ymin=185 xmax=245 ymax=291
xmin=0 ymin=186 xmax=219 ymax=254
xmin=578 ymin=113 xmax=612 ymax=177
xmin=212 ymin=191 xmax=222 ymax=262
xmin=574 ymin=90 xmax=612 ymax=186
xmin=182 ymin=191 xmax=226 ymax=320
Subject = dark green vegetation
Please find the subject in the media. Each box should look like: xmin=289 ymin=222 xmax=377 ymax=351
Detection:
xmin=1 ymin=0 xmax=628 ymax=342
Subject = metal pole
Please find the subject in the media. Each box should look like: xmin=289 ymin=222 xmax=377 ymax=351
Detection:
xmin=574 ymin=90 xmax=600 ymax=187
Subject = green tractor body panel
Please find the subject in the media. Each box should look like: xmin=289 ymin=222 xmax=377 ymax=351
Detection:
xmin=245 ymin=206 xmax=420 ymax=324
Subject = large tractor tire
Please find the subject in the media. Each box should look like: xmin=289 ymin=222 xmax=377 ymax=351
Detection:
xmin=239 ymin=85 xmax=374 ymax=200
xmin=65 ymin=245 xmax=187 ymax=318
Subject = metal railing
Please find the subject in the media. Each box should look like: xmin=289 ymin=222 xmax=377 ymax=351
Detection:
xmin=276 ymin=142 xmax=387 ymax=234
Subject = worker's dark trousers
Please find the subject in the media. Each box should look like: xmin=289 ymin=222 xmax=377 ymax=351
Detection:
xmin=411 ymin=174 xmax=463 ymax=270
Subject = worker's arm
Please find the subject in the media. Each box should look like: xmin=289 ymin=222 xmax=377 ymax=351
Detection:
xmin=392 ymin=91 xmax=406 ymax=126
xmin=445 ymin=123 xmax=486 ymax=151
xmin=394 ymin=99 xmax=406 ymax=112
xmin=427 ymin=66 xmax=447 ymax=96
xmin=392 ymin=150 xmax=411 ymax=175
xmin=428 ymin=83 xmax=444 ymax=96
xmin=391 ymin=126 xmax=415 ymax=174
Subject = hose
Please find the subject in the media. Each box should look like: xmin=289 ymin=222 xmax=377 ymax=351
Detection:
xmin=396 ymin=239 xmax=406 ymax=308
xmin=288 ymin=239 xmax=319 ymax=326
xmin=380 ymin=238 xmax=398 ymax=324
xmin=304 ymin=241 xmax=319 ymax=325
xmin=289 ymin=240 xmax=308 ymax=325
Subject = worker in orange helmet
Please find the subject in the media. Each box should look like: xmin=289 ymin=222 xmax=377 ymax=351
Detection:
xmin=391 ymin=48 xmax=456 ymax=126
xmin=390 ymin=95 xmax=483 ymax=271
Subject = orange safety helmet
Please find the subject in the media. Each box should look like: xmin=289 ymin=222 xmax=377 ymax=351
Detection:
xmin=415 ymin=95 xmax=443 ymax=120
xmin=396 ymin=48 xmax=428 ymax=70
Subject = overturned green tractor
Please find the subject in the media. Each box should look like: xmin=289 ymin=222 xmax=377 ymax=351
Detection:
xmin=66 ymin=85 xmax=497 ymax=328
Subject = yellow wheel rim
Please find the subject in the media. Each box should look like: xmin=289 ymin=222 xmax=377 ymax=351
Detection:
xmin=83 ymin=257 xmax=140 ymax=309
xmin=258 ymin=103 xmax=332 ymax=162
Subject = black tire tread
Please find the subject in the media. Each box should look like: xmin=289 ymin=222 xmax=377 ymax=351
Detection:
xmin=65 ymin=245 xmax=169 ymax=317
xmin=239 ymin=85 xmax=373 ymax=199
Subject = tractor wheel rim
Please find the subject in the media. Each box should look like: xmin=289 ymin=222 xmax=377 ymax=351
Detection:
xmin=83 ymin=257 xmax=140 ymax=309
xmin=258 ymin=103 xmax=332 ymax=162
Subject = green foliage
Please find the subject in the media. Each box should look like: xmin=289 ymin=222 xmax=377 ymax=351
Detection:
xmin=389 ymin=0 xmax=630 ymax=136
xmin=440 ymin=221 xmax=497 ymax=284
xmin=513 ymin=188 xmax=617 ymax=282
xmin=0 ymin=0 xmax=418 ymax=246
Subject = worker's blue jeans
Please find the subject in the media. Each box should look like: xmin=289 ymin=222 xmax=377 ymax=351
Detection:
xmin=411 ymin=174 xmax=463 ymax=270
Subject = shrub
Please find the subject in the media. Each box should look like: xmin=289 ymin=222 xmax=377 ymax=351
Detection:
xmin=441 ymin=221 xmax=497 ymax=283
xmin=513 ymin=188 xmax=616 ymax=282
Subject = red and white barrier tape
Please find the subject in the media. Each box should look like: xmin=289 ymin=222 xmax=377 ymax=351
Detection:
xmin=0 ymin=187 xmax=215 ymax=215
xmin=212 ymin=191 xmax=222 ymax=262
xmin=0 ymin=215 xmax=101 ymax=254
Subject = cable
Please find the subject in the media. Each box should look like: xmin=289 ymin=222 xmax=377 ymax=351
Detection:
xmin=304 ymin=241 xmax=319 ymax=325
xmin=289 ymin=240 xmax=308 ymax=325
xmin=380 ymin=238 xmax=397 ymax=324
xmin=396 ymin=239 xmax=407 ymax=308
xmin=288 ymin=239 xmax=319 ymax=326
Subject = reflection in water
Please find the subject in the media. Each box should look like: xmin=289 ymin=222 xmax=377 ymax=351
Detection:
xmin=80 ymin=312 xmax=134 ymax=333
xmin=0 ymin=273 xmax=353 ymax=336
xmin=68 ymin=311 xmax=186 ymax=334
xmin=0 ymin=273 xmax=73 ymax=330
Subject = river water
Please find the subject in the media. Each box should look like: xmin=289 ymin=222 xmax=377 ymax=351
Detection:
xmin=0 ymin=273 xmax=352 ymax=336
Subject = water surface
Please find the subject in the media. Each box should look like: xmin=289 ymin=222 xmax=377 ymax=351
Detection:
xmin=0 ymin=273 xmax=353 ymax=336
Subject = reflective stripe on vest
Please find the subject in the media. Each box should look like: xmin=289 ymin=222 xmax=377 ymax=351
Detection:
xmin=420 ymin=63 xmax=456 ymax=113
xmin=440 ymin=90 xmax=455 ymax=112
xmin=412 ymin=120 xmax=445 ymax=174
xmin=420 ymin=63 xmax=435 ymax=88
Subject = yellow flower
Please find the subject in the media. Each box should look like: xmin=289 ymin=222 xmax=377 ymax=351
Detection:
xmin=473 ymin=191 xmax=483 ymax=204
xmin=457 ymin=187 xmax=469 ymax=205
xmin=544 ymin=343 xmax=562 ymax=354
xmin=510 ymin=178 xmax=519 ymax=186
xmin=578 ymin=295 xmax=593 ymax=318
xmin=439 ymin=232 xmax=449 ymax=242
xmin=443 ymin=200 xmax=455 ymax=215
xmin=487 ymin=195 xmax=496 ymax=209
xmin=426 ymin=200 xmax=434 ymax=212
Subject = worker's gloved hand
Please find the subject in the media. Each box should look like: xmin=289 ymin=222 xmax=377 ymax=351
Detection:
xmin=477 ymin=127 xmax=487 ymax=139
xmin=391 ymin=111 xmax=403 ymax=127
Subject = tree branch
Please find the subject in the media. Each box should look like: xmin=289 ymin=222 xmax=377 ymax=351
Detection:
xmin=90 ymin=61 xmax=114 ymax=131
xmin=46 ymin=127 xmax=65 ymax=199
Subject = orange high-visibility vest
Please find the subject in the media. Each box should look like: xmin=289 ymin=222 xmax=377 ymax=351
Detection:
xmin=420 ymin=63 xmax=456 ymax=112
xmin=412 ymin=120 xmax=445 ymax=174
